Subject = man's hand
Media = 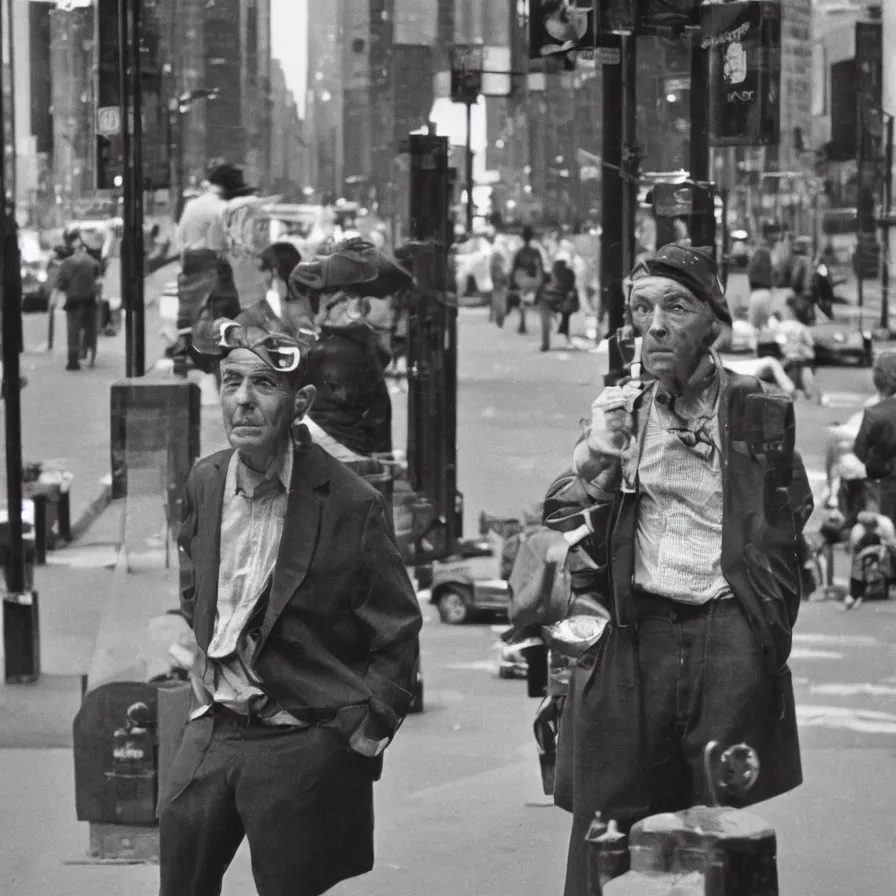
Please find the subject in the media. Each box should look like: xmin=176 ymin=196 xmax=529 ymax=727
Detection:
xmin=573 ymin=387 xmax=634 ymax=495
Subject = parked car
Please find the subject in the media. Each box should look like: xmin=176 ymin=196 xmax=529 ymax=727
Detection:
xmin=428 ymin=554 xmax=511 ymax=624
xmin=727 ymin=229 xmax=750 ymax=270
xmin=19 ymin=229 xmax=51 ymax=312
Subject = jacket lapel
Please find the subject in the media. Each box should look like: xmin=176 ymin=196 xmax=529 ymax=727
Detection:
xmin=257 ymin=443 xmax=331 ymax=650
xmin=195 ymin=451 xmax=233 ymax=651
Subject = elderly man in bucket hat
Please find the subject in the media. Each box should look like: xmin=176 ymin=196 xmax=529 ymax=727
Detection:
xmin=159 ymin=307 xmax=422 ymax=896
xmin=541 ymin=244 xmax=814 ymax=896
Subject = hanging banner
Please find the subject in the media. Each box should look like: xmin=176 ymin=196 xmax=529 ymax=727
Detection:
xmin=529 ymin=1 xmax=596 ymax=70
xmin=701 ymin=0 xmax=781 ymax=148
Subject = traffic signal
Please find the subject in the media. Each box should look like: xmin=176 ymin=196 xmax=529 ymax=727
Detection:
xmin=450 ymin=47 xmax=482 ymax=105
xmin=95 ymin=0 xmax=124 ymax=190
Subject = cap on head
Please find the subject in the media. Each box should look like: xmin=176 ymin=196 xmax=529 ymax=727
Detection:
xmin=629 ymin=243 xmax=731 ymax=325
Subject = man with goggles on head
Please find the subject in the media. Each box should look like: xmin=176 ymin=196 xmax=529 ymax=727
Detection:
xmin=161 ymin=307 xmax=422 ymax=896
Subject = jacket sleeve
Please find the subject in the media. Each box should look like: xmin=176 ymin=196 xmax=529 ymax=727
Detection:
xmin=348 ymin=493 xmax=423 ymax=757
xmin=176 ymin=473 xmax=198 ymax=626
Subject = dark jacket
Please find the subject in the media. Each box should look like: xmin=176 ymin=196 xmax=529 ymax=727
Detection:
xmin=854 ymin=395 xmax=896 ymax=519
xmin=55 ymin=249 xmax=102 ymax=308
xmin=176 ymin=443 xmax=422 ymax=771
xmin=545 ymin=368 xmax=812 ymax=862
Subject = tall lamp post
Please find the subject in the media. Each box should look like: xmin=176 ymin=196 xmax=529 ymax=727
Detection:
xmin=168 ymin=88 xmax=218 ymax=223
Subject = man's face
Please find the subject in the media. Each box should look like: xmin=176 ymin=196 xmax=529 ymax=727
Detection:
xmin=629 ymin=276 xmax=716 ymax=386
xmin=219 ymin=349 xmax=297 ymax=459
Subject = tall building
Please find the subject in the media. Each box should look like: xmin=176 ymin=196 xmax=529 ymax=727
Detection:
xmin=269 ymin=56 xmax=306 ymax=199
xmin=305 ymin=1 xmax=342 ymax=201
xmin=49 ymin=2 xmax=94 ymax=214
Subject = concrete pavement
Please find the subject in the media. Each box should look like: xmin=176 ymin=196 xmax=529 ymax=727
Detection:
xmin=1 ymin=304 xmax=892 ymax=895
xmin=0 ymin=263 xmax=181 ymax=536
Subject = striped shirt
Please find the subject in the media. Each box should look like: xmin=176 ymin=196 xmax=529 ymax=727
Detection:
xmin=192 ymin=447 xmax=304 ymax=724
xmin=633 ymin=377 xmax=732 ymax=605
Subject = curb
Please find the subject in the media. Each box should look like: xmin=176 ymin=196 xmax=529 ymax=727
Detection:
xmin=68 ymin=480 xmax=113 ymax=544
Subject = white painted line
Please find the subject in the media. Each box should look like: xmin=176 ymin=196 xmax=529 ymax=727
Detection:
xmin=443 ymin=661 xmax=500 ymax=672
xmin=797 ymin=704 xmax=896 ymax=734
xmin=810 ymin=683 xmax=896 ymax=698
xmin=793 ymin=633 xmax=880 ymax=647
xmin=790 ymin=646 xmax=844 ymax=660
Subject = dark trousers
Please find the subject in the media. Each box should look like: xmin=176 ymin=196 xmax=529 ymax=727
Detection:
xmin=65 ymin=302 xmax=97 ymax=368
xmin=563 ymin=592 xmax=768 ymax=896
xmin=159 ymin=715 xmax=375 ymax=896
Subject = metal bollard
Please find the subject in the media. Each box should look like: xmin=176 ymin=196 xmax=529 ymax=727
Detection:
xmin=32 ymin=494 xmax=47 ymax=565
xmin=586 ymin=815 xmax=630 ymax=895
xmin=595 ymin=743 xmax=777 ymax=896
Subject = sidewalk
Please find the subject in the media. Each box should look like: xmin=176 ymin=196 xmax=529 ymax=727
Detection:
xmin=0 ymin=263 xmax=181 ymax=537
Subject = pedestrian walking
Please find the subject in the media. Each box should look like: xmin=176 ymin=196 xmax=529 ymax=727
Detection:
xmin=854 ymin=351 xmax=896 ymax=526
xmin=509 ymin=225 xmax=546 ymax=335
xmin=52 ymin=229 xmax=102 ymax=371
xmin=537 ymin=256 xmax=578 ymax=352
xmin=788 ymin=237 xmax=815 ymax=325
xmin=543 ymin=243 xmax=812 ymax=896
xmin=489 ymin=235 xmax=510 ymax=328
xmin=160 ymin=309 xmax=422 ymax=896
xmin=745 ymin=237 xmax=775 ymax=329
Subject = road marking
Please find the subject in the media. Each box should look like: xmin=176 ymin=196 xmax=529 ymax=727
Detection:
xmin=797 ymin=705 xmax=896 ymax=734
xmin=821 ymin=391 xmax=872 ymax=410
xmin=790 ymin=646 xmax=844 ymax=660
xmin=810 ymin=683 xmax=896 ymax=697
xmin=443 ymin=660 xmax=499 ymax=672
xmin=793 ymin=633 xmax=881 ymax=647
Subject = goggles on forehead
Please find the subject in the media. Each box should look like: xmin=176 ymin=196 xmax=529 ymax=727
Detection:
xmin=193 ymin=318 xmax=317 ymax=374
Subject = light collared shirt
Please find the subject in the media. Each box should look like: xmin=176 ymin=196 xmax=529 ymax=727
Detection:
xmin=175 ymin=190 xmax=228 ymax=255
xmin=633 ymin=370 xmax=733 ymax=605
xmin=191 ymin=446 xmax=304 ymax=724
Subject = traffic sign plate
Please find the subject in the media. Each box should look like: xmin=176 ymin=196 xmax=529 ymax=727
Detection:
xmin=97 ymin=106 xmax=121 ymax=136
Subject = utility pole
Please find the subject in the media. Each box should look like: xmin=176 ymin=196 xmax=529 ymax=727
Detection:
xmin=601 ymin=35 xmax=628 ymax=386
xmin=881 ymin=114 xmax=894 ymax=335
xmin=1 ymin=0 xmax=38 ymax=683
xmin=689 ymin=29 xmax=712 ymax=240
xmin=465 ymin=99 xmax=474 ymax=233
xmin=119 ymin=0 xmax=145 ymax=377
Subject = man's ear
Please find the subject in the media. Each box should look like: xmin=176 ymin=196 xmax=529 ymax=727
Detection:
xmin=294 ymin=385 xmax=317 ymax=420
xmin=703 ymin=319 xmax=723 ymax=346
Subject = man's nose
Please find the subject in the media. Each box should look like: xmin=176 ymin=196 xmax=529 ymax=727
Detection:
xmin=234 ymin=379 xmax=254 ymax=405
xmin=647 ymin=307 xmax=668 ymax=337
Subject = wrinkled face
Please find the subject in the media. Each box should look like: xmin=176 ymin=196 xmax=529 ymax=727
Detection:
xmin=219 ymin=349 xmax=297 ymax=458
xmin=629 ymin=276 xmax=716 ymax=385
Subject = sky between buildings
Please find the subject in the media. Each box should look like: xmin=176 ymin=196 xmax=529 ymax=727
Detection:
xmin=271 ymin=0 xmax=308 ymax=117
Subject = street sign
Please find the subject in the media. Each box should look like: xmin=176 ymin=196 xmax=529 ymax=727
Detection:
xmin=450 ymin=45 xmax=483 ymax=104
xmin=96 ymin=106 xmax=121 ymax=136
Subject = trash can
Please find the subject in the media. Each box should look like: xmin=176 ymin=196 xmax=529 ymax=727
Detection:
xmin=23 ymin=467 xmax=73 ymax=549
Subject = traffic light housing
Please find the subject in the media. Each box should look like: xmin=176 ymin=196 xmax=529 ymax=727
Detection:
xmin=95 ymin=0 xmax=124 ymax=190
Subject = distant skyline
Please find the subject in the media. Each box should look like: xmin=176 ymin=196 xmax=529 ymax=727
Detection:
xmin=271 ymin=0 xmax=308 ymax=117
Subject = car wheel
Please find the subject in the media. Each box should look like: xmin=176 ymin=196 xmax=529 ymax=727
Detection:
xmin=437 ymin=588 xmax=470 ymax=625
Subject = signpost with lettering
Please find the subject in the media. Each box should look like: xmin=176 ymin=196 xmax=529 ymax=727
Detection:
xmin=701 ymin=1 xmax=781 ymax=148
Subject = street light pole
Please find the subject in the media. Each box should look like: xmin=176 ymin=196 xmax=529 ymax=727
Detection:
xmin=465 ymin=99 xmax=474 ymax=233
xmin=880 ymin=114 xmax=894 ymax=335
xmin=0 ymin=0 xmax=37 ymax=683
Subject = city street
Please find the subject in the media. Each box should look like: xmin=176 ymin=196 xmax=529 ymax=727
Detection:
xmin=1 ymin=300 xmax=895 ymax=895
